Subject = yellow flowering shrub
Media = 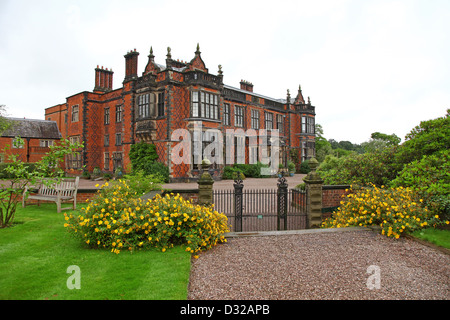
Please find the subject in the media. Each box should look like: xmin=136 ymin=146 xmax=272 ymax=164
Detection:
xmin=321 ymin=185 xmax=449 ymax=239
xmin=64 ymin=179 xmax=229 ymax=255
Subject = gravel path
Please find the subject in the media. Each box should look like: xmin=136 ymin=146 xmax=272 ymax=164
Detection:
xmin=187 ymin=229 xmax=450 ymax=300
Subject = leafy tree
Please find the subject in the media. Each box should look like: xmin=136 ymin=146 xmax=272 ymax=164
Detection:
xmin=395 ymin=109 xmax=449 ymax=164
xmin=362 ymin=132 xmax=401 ymax=153
xmin=0 ymin=105 xmax=12 ymax=134
xmin=315 ymin=124 xmax=333 ymax=162
xmin=317 ymin=146 xmax=401 ymax=187
xmin=371 ymin=132 xmax=401 ymax=145
xmin=332 ymin=148 xmax=355 ymax=158
xmin=328 ymin=138 xmax=364 ymax=154
xmin=316 ymin=155 xmax=349 ymax=185
xmin=391 ymin=149 xmax=450 ymax=219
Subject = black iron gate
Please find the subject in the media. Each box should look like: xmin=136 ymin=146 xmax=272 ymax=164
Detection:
xmin=213 ymin=177 xmax=307 ymax=232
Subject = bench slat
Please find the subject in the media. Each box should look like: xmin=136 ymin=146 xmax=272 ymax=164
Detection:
xmin=23 ymin=177 xmax=80 ymax=213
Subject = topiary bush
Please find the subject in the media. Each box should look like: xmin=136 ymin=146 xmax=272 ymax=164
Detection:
xmin=65 ymin=179 xmax=229 ymax=255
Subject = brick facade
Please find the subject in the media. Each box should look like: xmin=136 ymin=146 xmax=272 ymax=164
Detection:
xmin=322 ymin=186 xmax=351 ymax=208
xmin=45 ymin=45 xmax=316 ymax=181
xmin=0 ymin=118 xmax=61 ymax=163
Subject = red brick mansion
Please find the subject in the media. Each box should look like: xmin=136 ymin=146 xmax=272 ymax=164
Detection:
xmin=45 ymin=44 xmax=316 ymax=181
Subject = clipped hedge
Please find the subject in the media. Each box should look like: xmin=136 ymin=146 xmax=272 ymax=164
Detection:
xmin=222 ymin=162 xmax=270 ymax=179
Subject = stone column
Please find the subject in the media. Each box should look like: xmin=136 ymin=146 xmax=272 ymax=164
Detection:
xmin=197 ymin=159 xmax=214 ymax=206
xmin=303 ymin=158 xmax=324 ymax=228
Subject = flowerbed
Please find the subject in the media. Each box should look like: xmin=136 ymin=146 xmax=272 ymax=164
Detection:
xmin=65 ymin=179 xmax=229 ymax=256
xmin=321 ymin=185 xmax=449 ymax=238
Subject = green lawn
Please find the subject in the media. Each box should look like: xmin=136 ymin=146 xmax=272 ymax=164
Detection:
xmin=410 ymin=227 xmax=450 ymax=249
xmin=0 ymin=203 xmax=192 ymax=300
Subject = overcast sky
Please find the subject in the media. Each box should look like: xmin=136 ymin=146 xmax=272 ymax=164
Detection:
xmin=1 ymin=0 xmax=449 ymax=144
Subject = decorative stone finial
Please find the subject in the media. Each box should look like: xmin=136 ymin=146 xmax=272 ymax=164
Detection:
xmin=201 ymin=158 xmax=211 ymax=169
xmin=287 ymin=89 xmax=291 ymax=104
xmin=308 ymin=96 xmax=311 ymax=105
xmin=303 ymin=157 xmax=323 ymax=184
xmin=167 ymin=47 xmax=172 ymax=59
xmin=218 ymin=64 xmax=223 ymax=75
xmin=308 ymin=157 xmax=319 ymax=171
xmin=196 ymin=43 xmax=201 ymax=55
xmin=148 ymin=46 xmax=154 ymax=60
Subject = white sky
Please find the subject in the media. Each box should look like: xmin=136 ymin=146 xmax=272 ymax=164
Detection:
xmin=1 ymin=0 xmax=449 ymax=144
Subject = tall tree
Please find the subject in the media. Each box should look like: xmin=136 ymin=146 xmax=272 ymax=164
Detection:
xmin=0 ymin=105 xmax=12 ymax=134
xmin=362 ymin=132 xmax=401 ymax=153
xmin=315 ymin=124 xmax=333 ymax=162
xmin=396 ymin=109 xmax=450 ymax=164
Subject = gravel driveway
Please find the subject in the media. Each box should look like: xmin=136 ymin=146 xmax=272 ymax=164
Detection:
xmin=187 ymin=229 xmax=450 ymax=300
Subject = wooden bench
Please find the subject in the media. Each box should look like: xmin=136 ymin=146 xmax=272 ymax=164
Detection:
xmin=22 ymin=177 xmax=80 ymax=213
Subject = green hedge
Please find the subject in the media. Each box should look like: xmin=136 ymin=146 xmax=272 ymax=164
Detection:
xmin=0 ymin=163 xmax=39 ymax=179
xmin=222 ymin=162 xmax=270 ymax=179
xmin=129 ymin=142 xmax=169 ymax=183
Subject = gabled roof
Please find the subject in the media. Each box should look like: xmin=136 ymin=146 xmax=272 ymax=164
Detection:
xmin=1 ymin=118 xmax=61 ymax=139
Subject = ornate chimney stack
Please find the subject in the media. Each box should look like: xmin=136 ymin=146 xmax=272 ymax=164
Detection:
xmin=124 ymin=49 xmax=139 ymax=82
xmin=240 ymin=80 xmax=253 ymax=92
xmin=94 ymin=65 xmax=114 ymax=93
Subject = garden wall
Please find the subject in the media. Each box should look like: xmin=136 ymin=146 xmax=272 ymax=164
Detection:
xmin=322 ymin=185 xmax=351 ymax=208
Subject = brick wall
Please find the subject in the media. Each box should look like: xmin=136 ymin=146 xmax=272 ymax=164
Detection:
xmin=162 ymin=189 xmax=199 ymax=205
xmin=322 ymin=185 xmax=351 ymax=208
xmin=0 ymin=137 xmax=56 ymax=163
